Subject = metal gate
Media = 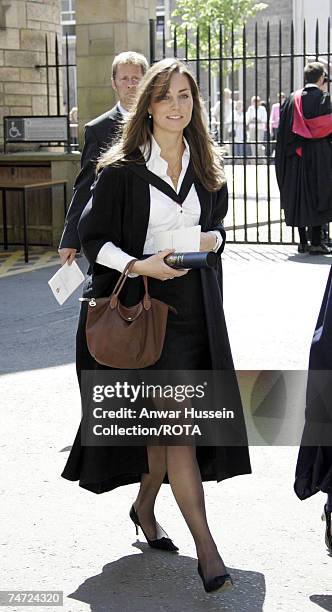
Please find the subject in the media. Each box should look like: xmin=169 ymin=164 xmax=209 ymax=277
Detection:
xmin=150 ymin=18 xmax=332 ymax=244
xmin=36 ymin=33 xmax=78 ymax=152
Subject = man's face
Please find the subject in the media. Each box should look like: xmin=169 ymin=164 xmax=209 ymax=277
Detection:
xmin=112 ymin=63 xmax=144 ymax=111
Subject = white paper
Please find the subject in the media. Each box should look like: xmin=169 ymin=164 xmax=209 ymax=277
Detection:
xmin=154 ymin=225 xmax=201 ymax=252
xmin=48 ymin=260 xmax=85 ymax=305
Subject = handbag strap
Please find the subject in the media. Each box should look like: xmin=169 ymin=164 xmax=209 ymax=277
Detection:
xmin=112 ymin=259 xmax=137 ymax=297
xmin=142 ymin=275 xmax=151 ymax=310
xmin=110 ymin=259 xmax=151 ymax=310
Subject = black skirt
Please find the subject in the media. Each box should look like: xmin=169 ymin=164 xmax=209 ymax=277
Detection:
xmin=146 ymin=270 xmax=211 ymax=370
xmin=62 ymin=269 xmax=251 ymax=493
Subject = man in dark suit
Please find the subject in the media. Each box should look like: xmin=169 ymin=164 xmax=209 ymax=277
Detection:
xmin=58 ymin=51 xmax=149 ymax=265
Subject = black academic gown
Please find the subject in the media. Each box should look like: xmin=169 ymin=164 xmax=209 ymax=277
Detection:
xmin=59 ymin=105 xmax=123 ymax=250
xmin=61 ymin=156 xmax=252 ymax=494
xmin=275 ymin=86 xmax=332 ymax=227
xmin=294 ymin=267 xmax=332 ymax=500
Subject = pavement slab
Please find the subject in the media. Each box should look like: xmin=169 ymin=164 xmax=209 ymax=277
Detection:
xmin=1 ymin=246 xmax=332 ymax=612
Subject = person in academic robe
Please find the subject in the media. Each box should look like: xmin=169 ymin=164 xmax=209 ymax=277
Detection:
xmin=61 ymin=57 xmax=252 ymax=594
xmin=58 ymin=51 xmax=149 ymax=266
xmin=294 ymin=267 xmax=332 ymax=552
xmin=275 ymin=61 xmax=332 ymax=255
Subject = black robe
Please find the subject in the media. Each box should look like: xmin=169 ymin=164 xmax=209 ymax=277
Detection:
xmin=275 ymin=86 xmax=332 ymax=227
xmin=294 ymin=267 xmax=332 ymax=500
xmin=61 ymin=157 xmax=252 ymax=494
xmin=60 ymin=105 xmax=123 ymax=250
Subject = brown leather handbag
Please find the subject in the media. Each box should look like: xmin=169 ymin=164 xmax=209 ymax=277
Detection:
xmin=85 ymin=259 xmax=175 ymax=368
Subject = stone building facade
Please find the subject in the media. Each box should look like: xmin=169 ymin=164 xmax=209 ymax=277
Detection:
xmin=1 ymin=0 xmax=330 ymax=147
xmin=244 ymin=0 xmax=293 ymax=107
xmin=245 ymin=0 xmax=332 ymax=106
xmin=75 ymin=0 xmax=155 ymax=138
xmin=0 ymin=0 xmax=62 ymax=148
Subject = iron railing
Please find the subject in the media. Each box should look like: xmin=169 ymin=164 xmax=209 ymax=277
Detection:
xmin=36 ymin=33 xmax=78 ymax=151
xmin=150 ymin=18 xmax=332 ymax=245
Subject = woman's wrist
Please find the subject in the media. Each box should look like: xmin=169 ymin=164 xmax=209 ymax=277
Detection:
xmin=207 ymin=232 xmax=218 ymax=251
xmin=131 ymin=260 xmax=145 ymax=275
xmin=212 ymin=233 xmax=218 ymax=250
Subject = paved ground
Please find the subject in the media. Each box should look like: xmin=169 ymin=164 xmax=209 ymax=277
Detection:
xmin=224 ymin=165 xmax=296 ymax=243
xmin=1 ymin=245 xmax=332 ymax=612
xmin=0 ymin=248 xmax=59 ymax=278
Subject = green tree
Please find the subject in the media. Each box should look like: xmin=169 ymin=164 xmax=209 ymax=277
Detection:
xmin=170 ymin=0 xmax=267 ymax=68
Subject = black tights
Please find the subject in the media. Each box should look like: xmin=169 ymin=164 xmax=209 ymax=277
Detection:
xmin=327 ymin=493 xmax=332 ymax=511
xmin=298 ymin=226 xmax=321 ymax=246
xmin=133 ymin=445 xmax=226 ymax=581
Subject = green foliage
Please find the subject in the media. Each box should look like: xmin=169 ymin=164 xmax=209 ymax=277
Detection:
xmin=170 ymin=0 xmax=268 ymax=71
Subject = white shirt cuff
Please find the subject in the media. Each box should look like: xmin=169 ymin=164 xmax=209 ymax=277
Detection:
xmin=207 ymin=230 xmax=223 ymax=252
xmin=96 ymin=242 xmax=139 ymax=278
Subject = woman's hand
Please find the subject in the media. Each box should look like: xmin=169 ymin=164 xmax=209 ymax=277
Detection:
xmin=200 ymin=232 xmax=217 ymax=252
xmin=131 ymin=249 xmax=188 ymax=280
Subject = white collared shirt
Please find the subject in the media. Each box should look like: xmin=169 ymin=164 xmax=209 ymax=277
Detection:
xmin=117 ymin=102 xmax=130 ymax=116
xmin=246 ymin=104 xmax=267 ymax=125
xmin=140 ymin=136 xmax=201 ymax=254
xmin=95 ymin=136 xmax=222 ymax=274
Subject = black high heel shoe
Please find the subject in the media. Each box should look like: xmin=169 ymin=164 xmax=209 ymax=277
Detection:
xmin=197 ymin=562 xmax=233 ymax=593
xmin=129 ymin=504 xmax=179 ymax=552
xmin=322 ymin=504 xmax=332 ymax=552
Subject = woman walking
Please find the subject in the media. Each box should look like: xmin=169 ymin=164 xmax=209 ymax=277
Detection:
xmin=62 ymin=58 xmax=251 ymax=593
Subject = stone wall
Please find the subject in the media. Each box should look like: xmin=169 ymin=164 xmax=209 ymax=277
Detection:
xmin=0 ymin=0 xmax=62 ymax=149
xmin=76 ymin=0 xmax=155 ymax=141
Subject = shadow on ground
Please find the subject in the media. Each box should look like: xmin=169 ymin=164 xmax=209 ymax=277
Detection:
xmin=67 ymin=544 xmax=265 ymax=612
xmin=287 ymin=253 xmax=332 ymax=265
xmin=310 ymin=595 xmax=332 ymax=611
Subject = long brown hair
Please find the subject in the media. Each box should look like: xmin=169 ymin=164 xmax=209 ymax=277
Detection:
xmin=97 ymin=58 xmax=226 ymax=191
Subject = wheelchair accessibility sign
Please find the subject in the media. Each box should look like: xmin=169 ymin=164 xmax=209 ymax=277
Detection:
xmin=5 ymin=118 xmax=25 ymax=141
xmin=4 ymin=116 xmax=68 ymax=145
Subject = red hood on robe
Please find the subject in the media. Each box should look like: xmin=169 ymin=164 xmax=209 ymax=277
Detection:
xmin=292 ymin=89 xmax=332 ymax=156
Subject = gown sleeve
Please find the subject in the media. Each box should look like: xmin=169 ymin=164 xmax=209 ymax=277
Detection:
xmin=210 ymin=182 xmax=228 ymax=254
xmin=78 ymin=164 xmax=127 ymax=266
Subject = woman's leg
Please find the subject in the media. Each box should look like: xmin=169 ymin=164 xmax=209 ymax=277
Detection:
xmin=324 ymin=493 xmax=332 ymax=551
xmin=166 ymin=445 xmax=227 ymax=581
xmin=298 ymin=227 xmax=308 ymax=246
xmin=311 ymin=225 xmax=322 ymax=247
xmin=327 ymin=493 xmax=332 ymax=512
xmin=133 ymin=445 xmax=167 ymax=540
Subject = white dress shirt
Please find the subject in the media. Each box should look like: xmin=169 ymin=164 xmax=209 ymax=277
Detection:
xmin=246 ymin=104 xmax=267 ymax=126
xmin=117 ymin=102 xmax=130 ymax=116
xmin=234 ymin=111 xmax=244 ymax=141
xmin=95 ymin=136 xmax=222 ymax=274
